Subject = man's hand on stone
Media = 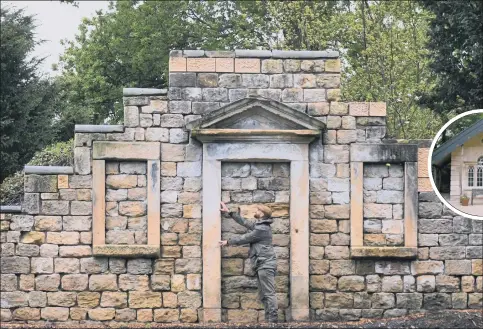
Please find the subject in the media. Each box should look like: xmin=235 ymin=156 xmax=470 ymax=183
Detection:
xmin=218 ymin=240 xmax=228 ymax=247
xmin=220 ymin=201 xmax=229 ymax=213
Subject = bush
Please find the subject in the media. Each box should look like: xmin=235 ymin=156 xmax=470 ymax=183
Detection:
xmin=27 ymin=139 xmax=74 ymax=167
xmin=0 ymin=172 xmax=24 ymax=205
xmin=0 ymin=139 xmax=74 ymax=205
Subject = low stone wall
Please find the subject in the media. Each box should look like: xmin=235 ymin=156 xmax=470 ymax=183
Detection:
xmin=309 ymin=192 xmax=482 ymax=321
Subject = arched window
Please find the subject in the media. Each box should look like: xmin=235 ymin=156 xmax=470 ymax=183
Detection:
xmin=468 ymin=166 xmax=474 ymax=186
xmin=478 ymin=156 xmax=483 ymax=187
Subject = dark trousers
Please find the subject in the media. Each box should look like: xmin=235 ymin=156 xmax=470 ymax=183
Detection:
xmin=257 ymin=268 xmax=278 ymax=322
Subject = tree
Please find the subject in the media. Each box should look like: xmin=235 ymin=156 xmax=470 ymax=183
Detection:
xmin=0 ymin=7 xmax=57 ymax=181
xmin=419 ymin=0 xmax=483 ymax=115
xmin=262 ymin=1 xmax=442 ymax=139
xmin=55 ymin=0 xmax=273 ymax=138
xmin=56 ymin=0 xmax=454 ymax=140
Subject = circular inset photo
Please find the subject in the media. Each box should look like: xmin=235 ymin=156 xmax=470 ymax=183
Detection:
xmin=430 ymin=110 xmax=483 ymax=219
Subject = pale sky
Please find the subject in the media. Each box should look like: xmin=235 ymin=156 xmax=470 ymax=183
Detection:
xmin=3 ymin=0 xmax=110 ymax=76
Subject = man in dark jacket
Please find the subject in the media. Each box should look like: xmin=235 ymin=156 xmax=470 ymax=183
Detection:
xmin=219 ymin=201 xmax=278 ymax=323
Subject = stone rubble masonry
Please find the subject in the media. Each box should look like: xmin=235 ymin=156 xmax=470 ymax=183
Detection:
xmin=220 ymin=162 xmax=290 ymax=321
xmin=362 ymin=164 xmax=405 ymax=247
xmin=0 ymin=50 xmax=480 ymax=326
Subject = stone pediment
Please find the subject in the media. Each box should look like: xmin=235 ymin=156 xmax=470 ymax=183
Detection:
xmin=186 ymin=97 xmax=325 ymax=143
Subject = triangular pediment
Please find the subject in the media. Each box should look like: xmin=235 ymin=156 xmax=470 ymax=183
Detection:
xmin=186 ymin=97 xmax=325 ymax=131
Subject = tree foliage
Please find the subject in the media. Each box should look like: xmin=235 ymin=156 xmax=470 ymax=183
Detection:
xmin=57 ymin=0 xmax=448 ymax=140
xmin=0 ymin=7 xmax=57 ymax=181
xmin=0 ymin=139 xmax=74 ymax=205
xmin=419 ymin=0 xmax=483 ymax=115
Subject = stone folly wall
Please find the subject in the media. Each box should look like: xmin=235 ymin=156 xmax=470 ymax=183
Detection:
xmin=0 ymin=49 xmax=482 ymax=326
xmin=363 ymin=164 xmax=405 ymax=247
xmin=220 ymin=162 xmax=290 ymax=322
xmin=105 ymin=161 xmax=148 ymax=245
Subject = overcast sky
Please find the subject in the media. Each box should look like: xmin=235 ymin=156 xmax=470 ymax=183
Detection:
xmin=4 ymin=1 xmax=110 ymax=76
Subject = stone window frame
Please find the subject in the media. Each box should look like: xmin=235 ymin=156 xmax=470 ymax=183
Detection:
xmin=92 ymin=141 xmax=161 ymax=258
xmin=349 ymin=144 xmax=418 ymax=259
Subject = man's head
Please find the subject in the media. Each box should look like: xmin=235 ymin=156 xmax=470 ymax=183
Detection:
xmin=254 ymin=204 xmax=272 ymax=219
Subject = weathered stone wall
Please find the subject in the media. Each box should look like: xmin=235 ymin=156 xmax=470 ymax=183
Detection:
xmin=363 ymin=163 xmax=405 ymax=247
xmin=220 ymin=162 xmax=290 ymax=322
xmin=105 ymin=161 xmax=148 ymax=245
xmin=309 ymin=192 xmax=482 ymax=321
xmin=1 ymin=49 xmax=481 ymax=326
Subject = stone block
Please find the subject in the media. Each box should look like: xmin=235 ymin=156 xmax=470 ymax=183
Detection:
xmin=382 ymin=276 xmax=403 ymax=292
xmin=202 ymin=88 xmax=228 ymax=102
xmin=12 ymin=307 xmax=40 ymax=320
xmin=324 ymin=145 xmax=349 ymax=164
xmin=169 ymin=73 xmax=196 ymax=87
xmin=325 ymin=205 xmax=350 ymax=219
xmin=40 ymin=201 xmax=69 ymax=215
xmin=325 ymin=246 xmax=349 ymax=259
xmin=24 ymin=174 xmax=57 ymax=193
xmin=29 ymin=291 xmax=46 ymax=307
xmin=376 ymin=190 xmax=404 ymax=203
xmin=338 ymin=276 xmax=365 ymax=291
xmin=435 ymin=275 xmax=459 ymax=292
xmin=364 ymin=203 xmax=392 ymax=219
xmin=423 ymin=293 xmax=451 ymax=310
xmin=99 ymin=291 xmax=128 ymax=308
xmin=418 ymin=203 xmax=443 ymax=219
xmin=31 ymin=257 xmax=53 ymax=274
xmin=40 ymin=307 xmax=68 ymax=321
xmin=88 ymin=308 xmax=115 ymax=321
xmin=375 ymin=261 xmax=410 ymax=275
xmin=371 ymin=293 xmax=395 ymax=309
xmin=20 ymin=232 xmax=45 ymax=245
xmin=325 ymin=292 xmax=353 ymax=308
xmin=294 ymin=74 xmax=316 ymax=88
xmin=10 ymin=215 xmax=34 ymax=231
xmin=145 ymin=127 xmax=169 ymax=141
xmin=128 ymin=291 xmax=162 ymax=309
xmin=310 ymin=275 xmax=337 ymax=291
xmin=430 ymin=247 xmax=466 ymax=260
xmin=47 ymin=291 xmax=76 ymax=307
xmin=261 ymin=59 xmax=283 ymax=73
xmin=178 ymin=290 xmax=202 ymax=308
xmin=349 ymin=102 xmax=369 ymax=116
xmin=186 ymin=58 xmax=215 ymax=72
xmin=235 ymin=58 xmax=260 ymax=73
xmin=61 ymin=274 xmax=88 ymax=291
xmin=417 ymin=275 xmax=435 ymax=292
xmin=18 ymin=274 xmax=34 ymax=291
xmin=23 ymin=193 xmax=40 ymax=214
xmin=74 ymin=292 xmax=98 ymax=308
xmin=124 ymin=105 xmax=140 ymax=127
xmin=336 ymin=130 xmax=357 ymax=144
xmin=169 ymin=56 xmax=186 ymax=71
xmin=216 ymin=58 xmax=234 ymax=72
xmin=468 ymin=293 xmax=482 ymax=309
xmin=89 ymin=274 xmax=118 ymax=291
xmin=270 ymin=74 xmax=293 ymax=89
xmin=325 ymin=59 xmax=340 ymax=72
xmin=445 ymin=260 xmax=472 ymax=275
xmin=304 ymin=89 xmax=326 ymax=102
xmin=411 ymin=261 xmax=444 ymax=275
xmin=35 ymin=274 xmax=60 ymax=291
xmin=1 ymin=291 xmax=28 ymax=308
